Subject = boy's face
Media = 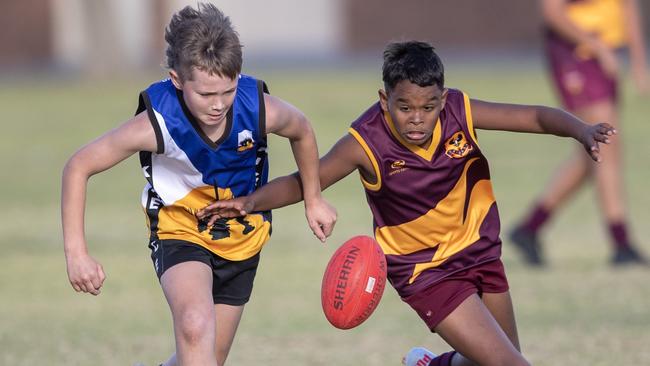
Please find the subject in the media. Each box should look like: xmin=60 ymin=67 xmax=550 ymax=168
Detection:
xmin=170 ymin=68 xmax=238 ymax=127
xmin=379 ymin=80 xmax=447 ymax=148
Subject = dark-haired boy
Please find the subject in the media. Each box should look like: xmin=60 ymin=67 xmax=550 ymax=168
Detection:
xmin=199 ymin=41 xmax=616 ymax=365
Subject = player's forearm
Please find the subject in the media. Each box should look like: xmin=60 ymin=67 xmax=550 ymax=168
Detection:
xmin=61 ymin=158 xmax=90 ymax=257
xmin=535 ymin=106 xmax=588 ymax=139
xmin=250 ymin=173 xmax=304 ymax=211
xmin=288 ymin=122 xmax=322 ymax=203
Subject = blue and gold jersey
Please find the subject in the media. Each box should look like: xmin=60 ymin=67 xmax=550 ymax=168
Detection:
xmin=137 ymin=75 xmax=271 ymax=261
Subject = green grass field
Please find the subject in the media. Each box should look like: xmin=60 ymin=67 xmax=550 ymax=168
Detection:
xmin=1 ymin=62 xmax=649 ymax=365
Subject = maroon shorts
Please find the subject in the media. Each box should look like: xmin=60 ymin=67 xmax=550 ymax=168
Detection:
xmin=544 ymin=31 xmax=618 ymax=111
xmin=401 ymin=259 xmax=509 ymax=332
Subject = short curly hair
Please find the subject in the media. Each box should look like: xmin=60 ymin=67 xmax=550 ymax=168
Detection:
xmin=382 ymin=41 xmax=444 ymax=92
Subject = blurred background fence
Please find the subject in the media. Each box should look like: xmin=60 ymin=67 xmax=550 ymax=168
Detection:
xmin=4 ymin=0 xmax=649 ymax=75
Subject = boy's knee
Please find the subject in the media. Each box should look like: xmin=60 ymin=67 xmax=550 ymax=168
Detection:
xmin=176 ymin=309 xmax=213 ymax=343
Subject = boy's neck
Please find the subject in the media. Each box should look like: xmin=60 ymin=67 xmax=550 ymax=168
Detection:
xmin=200 ymin=121 xmax=228 ymax=142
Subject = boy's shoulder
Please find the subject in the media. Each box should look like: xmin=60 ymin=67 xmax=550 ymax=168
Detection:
xmin=442 ymin=87 xmax=468 ymax=117
xmin=238 ymin=73 xmax=259 ymax=87
xmin=446 ymin=87 xmax=462 ymax=97
xmin=350 ymin=102 xmax=383 ymax=129
xmin=142 ymin=78 xmax=176 ymax=99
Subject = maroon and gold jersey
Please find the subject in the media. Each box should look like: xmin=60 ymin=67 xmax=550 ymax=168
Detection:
xmin=547 ymin=0 xmax=627 ymax=52
xmin=349 ymin=89 xmax=501 ymax=298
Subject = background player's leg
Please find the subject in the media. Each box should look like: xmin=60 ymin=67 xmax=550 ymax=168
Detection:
xmin=510 ymin=143 xmax=590 ymax=265
xmin=578 ymin=101 xmax=645 ymax=263
xmin=575 ymin=101 xmax=625 ymax=222
xmin=435 ymin=294 xmax=529 ymax=366
xmin=511 ymin=99 xmax=628 ymax=265
xmin=160 ymin=261 xmax=218 ymax=366
xmin=214 ymin=303 xmax=245 ymax=365
xmin=533 ymin=147 xmax=591 ymax=212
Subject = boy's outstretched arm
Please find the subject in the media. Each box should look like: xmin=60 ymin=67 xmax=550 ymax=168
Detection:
xmin=471 ymin=99 xmax=616 ymax=162
xmin=198 ymin=134 xmax=372 ymax=237
xmin=61 ymin=112 xmax=156 ymax=295
xmin=263 ymin=94 xmax=337 ymax=241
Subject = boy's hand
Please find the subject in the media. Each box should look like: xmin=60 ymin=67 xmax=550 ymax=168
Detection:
xmin=580 ymin=122 xmax=616 ymax=162
xmin=65 ymin=251 xmax=106 ymax=296
xmin=305 ymin=198 xmax=338 ymax=243
xmin=197 ymin=197 xmax=254 ymax=226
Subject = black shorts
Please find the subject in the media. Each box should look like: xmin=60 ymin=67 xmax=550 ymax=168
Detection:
xmin=149 ymin=239 xmax=260 ymax=306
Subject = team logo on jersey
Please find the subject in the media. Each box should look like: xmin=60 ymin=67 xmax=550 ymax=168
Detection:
xmin=444 ymin=131 xmax=473 ymax=158
xmin=391 ymin=160 xmax=406 ymax=169
xmin=389 ymin=159 xmax=408 ymax=176
xmin=237 ymin=130 xmax=254 ymax=152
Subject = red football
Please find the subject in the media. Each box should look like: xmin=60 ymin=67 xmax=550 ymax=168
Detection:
xmin=321 ymin=235 xmax=387 ymax=329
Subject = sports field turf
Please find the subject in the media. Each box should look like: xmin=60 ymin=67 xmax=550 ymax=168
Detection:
xmin=1 ymin=61 xmax=648 ymax=365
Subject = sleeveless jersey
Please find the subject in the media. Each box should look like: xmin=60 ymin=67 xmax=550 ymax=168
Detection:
xmin=349 ymin=89 xmax=502 ymax=298
xmin=549 ymin=0 xmax=627 ymax=50
xmin=136 ymin=75 xmax=271 ymax=261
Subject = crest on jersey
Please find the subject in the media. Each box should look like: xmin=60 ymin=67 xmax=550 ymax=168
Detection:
xmin=444 ymin=131 xmax=473 ymax=158
xmin=390 ymin=160 xmax=406 ymax=169
xmin=237 ymin=129 xmax=254 ymax=152
xmin=389 ymin=159 xmax=408 ymax=176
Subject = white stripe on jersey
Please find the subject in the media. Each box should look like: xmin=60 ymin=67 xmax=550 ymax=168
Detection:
xmin=140 ymin=109 xmax=206 ymax=207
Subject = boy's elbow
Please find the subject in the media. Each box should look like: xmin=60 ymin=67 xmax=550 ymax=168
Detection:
xmin=63 ymin=153 xmax=93 ymax=181
xmin=295 ymin=116 xmax=315 ymax=140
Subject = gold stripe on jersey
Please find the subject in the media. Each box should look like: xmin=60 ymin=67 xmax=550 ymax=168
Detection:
xmin=349 ymin=128 xmax=382 ymax=191
xmin=384 ymin=112 xmax=442 ymax=161
xmin=374 ymin=157 xmax=496 ymax=284
xmin=567 ymin=0 xmax=626 ymax=48
xmin=149 ymin=185 xmax=271 ymax=261
xmin=463 ymin=92 xmax=479 ymax=146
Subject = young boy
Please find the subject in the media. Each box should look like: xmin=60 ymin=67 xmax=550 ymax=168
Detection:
xmin=510 ymin=0 xmax=648 ymax=266
xmin=61 ymin=4 xmax=336 ymax=366
xmin=198 ymin=41 xmax=616 ymax=365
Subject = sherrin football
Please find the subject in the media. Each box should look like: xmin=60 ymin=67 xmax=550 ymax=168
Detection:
xmin=321 ymin=235 xmax=387 ymax=329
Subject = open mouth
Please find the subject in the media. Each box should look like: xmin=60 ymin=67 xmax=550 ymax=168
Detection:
xmin=405 ymin=131 xmax=426 ymax=141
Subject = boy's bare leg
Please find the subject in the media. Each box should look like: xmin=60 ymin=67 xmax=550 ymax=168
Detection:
xmin=160 ymin=277 xmax=246 ymax=366
xmin=161 ymin=261 xmax=218 ymax=366
xmin=435 ymin=293 xmax=529 ymax=366
xmin=214 ymin=303 xmax=245 ymax=365
xmin=481 ymin=292 xmax=521 ymax=351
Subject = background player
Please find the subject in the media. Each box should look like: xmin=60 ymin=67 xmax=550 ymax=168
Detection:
xmin=61 ymin=4 xmax=336 ymax=366
xmin=510 ymin=0 xmax=649 ymax=266
xmin=198 ymin=41 xmax=616 ymax=365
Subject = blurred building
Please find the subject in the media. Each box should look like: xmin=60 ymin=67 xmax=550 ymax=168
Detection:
xmin=1 ymin=0 xmax=649 ymax=74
